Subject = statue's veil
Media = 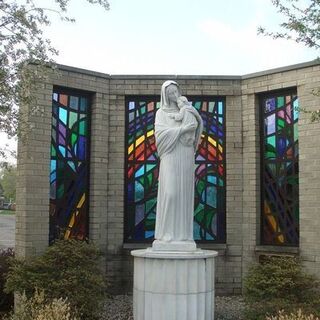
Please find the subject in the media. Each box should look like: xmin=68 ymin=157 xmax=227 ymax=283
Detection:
xmin=160 ymin=80 xmax=180 ymax=111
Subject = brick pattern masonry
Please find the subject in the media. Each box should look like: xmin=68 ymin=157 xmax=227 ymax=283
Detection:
xmin=16 ymin=61 xmax=320 ymax=294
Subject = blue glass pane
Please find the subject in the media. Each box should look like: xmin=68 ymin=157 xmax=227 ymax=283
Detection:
xmin=80 ymin=97 xmax=87 ymax=112
xmin=70 ymin=96 xmax=79 ymax=110
xmin=59 ymin=108 xmax=67 ymax=125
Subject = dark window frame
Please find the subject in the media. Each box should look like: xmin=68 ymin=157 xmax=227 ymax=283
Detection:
xmin=50 ymin=86 xmax=93 ymax=243
xmin=259 ymin=87 xmax=299 ymax=247
xmin=124 ymin=95 xmax=227 ymax=244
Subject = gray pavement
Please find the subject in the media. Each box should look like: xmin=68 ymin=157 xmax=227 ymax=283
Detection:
xmin=0 ymin=214 xmax=15 ymax=249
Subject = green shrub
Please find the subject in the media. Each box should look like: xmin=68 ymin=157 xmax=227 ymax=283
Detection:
xmin=0 ymin=248 xmax=14 ymax=312
xmin=266 ymin=309 xmax=320 ymax=320
xmin=243 ymin=256 xmax=320 ymax=320
xmin=4 ymin=240 xmax=107 ymax=320
xmin=4 ymin=290 xmax=78 ymax=320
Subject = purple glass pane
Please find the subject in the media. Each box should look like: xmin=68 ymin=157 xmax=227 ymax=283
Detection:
xmin=58 ymin=134 xmax=65 ymax=145
xmin=265 ymin=98 xmax=276 ymax=113
xmin=266 ymin=114 xmax=275 ymax=135
xmin=58 ymin=122 xmax=66 ymax=138
xmin=78 ymin=136 xmax=86 ymax=160
xmin=135 ymin=204 xmax=145 ymax=225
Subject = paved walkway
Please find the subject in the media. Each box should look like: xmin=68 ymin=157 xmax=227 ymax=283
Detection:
xmin=0 ymin=214 xmax=15 ymax=249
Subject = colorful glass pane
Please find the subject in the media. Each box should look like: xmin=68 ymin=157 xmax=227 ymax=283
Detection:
xmin=125 ymin=96 xmax=226 ymax=242
xmin=49 ymin=89 xmax=90 ymax=243
xmin=261 ymin=92 xmax=299 ymax=246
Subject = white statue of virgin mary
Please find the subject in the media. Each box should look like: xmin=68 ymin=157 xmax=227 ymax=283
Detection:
xmin=153 ymin=80 xmax=203 ymax=250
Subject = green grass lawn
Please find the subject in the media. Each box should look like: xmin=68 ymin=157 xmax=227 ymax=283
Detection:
xmin=0 ymin=209 xmax=15 ymax=215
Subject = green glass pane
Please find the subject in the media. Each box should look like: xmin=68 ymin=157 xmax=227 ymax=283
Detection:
xmin=145 ymin=218 xmax=155 ymax=230
xmin=266 ymin=163 xmax=276 ymax=177
xmin=286 ymin=127 xmax=292 ymax=137
xmin=287 ymin=175 xmax=298 ymax=185
xmin=138 ymin=176 xmax=145 ymax=186
xmin=71 ymin=133 xmax=78 ymax=147
xmin=277 ymin=96 xmax=284 ymax=108
xmin=267 ymin=135 xmax=276 ymax=148
xmin=277 ymin=118 xmax=285 ymax=130
xmin=205 ymin=208 xmax=214 ymax=228
xmin=278 ymin=163 xmax=287 ymax=183
xmin=134 ymin=181 xmax=144 ymax=202
xmin=194 ymin=203 xmax=204 ymax=216
xmin=194 ymin=204 xmax=204 ymax=221
xmin=196 ymin=180 xmax=205 ymax=194
xmin=208 ymin=102 xmax=215 ymax=113
xmin=146 ymin=164 xmax=156 ymax=172
xmin=57 ymin=184 xmax=64 ymax=199
xmin=79 ymin=120 xmax=86 ymax=135
xmin=265 ymin=138 xmax=276 ymax=158
xmin=146 ymin=173 xmax=153 ymax=187
xmin=194 ymin=102 xmax=201 ymax=110
xmin=145 ymin=199 xmax=156 ymax=213
xmin=294 ymin=122 xmax=298 ymax=142
xmin=69 ymin=111 xmax=77 ymax=129
xmin=141 ymin=106 xmax=146 ymax=114
xmin=51 ymin=145 xmax=56 ymax=157
xmin=266 ymin=151 xmax=276 ymax=159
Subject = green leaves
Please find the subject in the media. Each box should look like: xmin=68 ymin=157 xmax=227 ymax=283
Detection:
xmin=243 ymin=256 xmax=320 ymax=319
xmin=259 ymin=0 xmax=320 ymax=49
xmin=0 ymin=0 xmax=109 ymax=144
xmin=0 ymin=164 xmax=16 ymax=201
xmin=5 ymin=240 xmax=107 ymax=320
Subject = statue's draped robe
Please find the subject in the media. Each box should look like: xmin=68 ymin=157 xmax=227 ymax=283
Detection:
xmin=154 ymin=107 xmax=203 ymax=241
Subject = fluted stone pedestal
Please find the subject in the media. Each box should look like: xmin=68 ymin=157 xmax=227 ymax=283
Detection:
xmin=131 ymin=249 xmax=218 ymax=320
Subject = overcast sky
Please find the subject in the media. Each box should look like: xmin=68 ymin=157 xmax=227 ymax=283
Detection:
xmin=1 ymin=0 xmax=319 ymax=163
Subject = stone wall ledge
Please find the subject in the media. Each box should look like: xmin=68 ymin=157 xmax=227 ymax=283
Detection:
xmin=255 ymin=245 xmax=299 ymax=255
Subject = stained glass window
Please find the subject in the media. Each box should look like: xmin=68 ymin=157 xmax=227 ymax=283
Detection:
xmin=261 ymin=91 xmax=299 ymax=246
xmin=125 ymin=97 xmax=226 ymax=242
xmin=49 ymin=89 xmax=91 ymax=243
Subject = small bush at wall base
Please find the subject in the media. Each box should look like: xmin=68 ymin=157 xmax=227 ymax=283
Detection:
xmin=243 ymin=256 xmax=320 ymax=320
xmin=0 ymin=248 xmax=14 ymax=312
xmin=266 ymin=309 xmax=320 ymax=320
xmin=3 ymin=290 xmax=79 ymax=320
xmin=4 ymin=240 xmax=107 ymax=320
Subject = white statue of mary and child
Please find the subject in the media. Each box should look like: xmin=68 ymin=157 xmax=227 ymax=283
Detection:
xmin=152 ymin=80 xmax=203 ymax=252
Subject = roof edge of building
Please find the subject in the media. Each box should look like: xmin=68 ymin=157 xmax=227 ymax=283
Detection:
xmin=57 ymin=59 xmax=320 ymax=81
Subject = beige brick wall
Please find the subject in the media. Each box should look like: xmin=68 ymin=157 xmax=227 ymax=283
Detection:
xmin=242 ymin=63 xmax=320 ymax=280
xmin=106 ymin=77 xmax=243 ymax=294
xmin=16 ymin=80 xmax=52 ymax=257
xmin=16 ymin=61 xmax=320 ymax=296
